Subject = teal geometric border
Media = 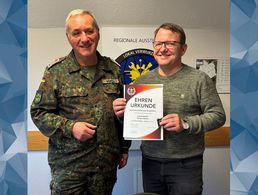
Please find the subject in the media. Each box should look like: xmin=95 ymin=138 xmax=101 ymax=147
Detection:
xmin=1 ymin=0 xmax=258 ymax=194
xmin=231 ymin=0 xmax=258 ymax=194
xmin=0 ymin=0 xmax=27 ymax=194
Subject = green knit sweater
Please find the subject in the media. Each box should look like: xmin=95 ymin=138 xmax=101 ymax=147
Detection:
xmin=134 ymin=64 xmax=226 ymax=159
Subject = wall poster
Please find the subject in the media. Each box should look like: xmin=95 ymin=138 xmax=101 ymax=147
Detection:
xmin=196 ymin=58 xmax=230 ymax=94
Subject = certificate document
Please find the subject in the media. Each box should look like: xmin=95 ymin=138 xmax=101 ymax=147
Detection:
xmin=123 ymin=84 xmax=163 ymax=140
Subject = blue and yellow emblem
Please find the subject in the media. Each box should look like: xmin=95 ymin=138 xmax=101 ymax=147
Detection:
xmin=116 ymin=48 xmax=158 ymax=84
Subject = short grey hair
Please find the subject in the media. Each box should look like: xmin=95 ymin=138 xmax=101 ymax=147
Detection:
xmin=65 ymin=9 xmax=99 ymax=33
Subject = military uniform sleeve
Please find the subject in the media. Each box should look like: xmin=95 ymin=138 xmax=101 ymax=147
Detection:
xmin=30 ymin=67 xmax=75 ymax=138
xmin=115 ymin=115 xmax=131 ymax=154
xmin=116 ymin=66 xmax=131 ymax=153
xmin=185 ymin=74 xmax=226 ymax=134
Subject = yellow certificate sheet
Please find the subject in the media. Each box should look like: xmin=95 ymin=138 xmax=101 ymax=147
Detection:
xmin=123 ymin=84 xmax=163 ymax=140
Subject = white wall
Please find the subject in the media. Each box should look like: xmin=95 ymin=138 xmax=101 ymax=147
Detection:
xmin=28 ymin=27 xmax=230 ymax=195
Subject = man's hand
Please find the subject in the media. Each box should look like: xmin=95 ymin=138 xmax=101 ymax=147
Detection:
xmin=159 ymin=113 xmax=184 ymax=133
xmin=113 ymin=98 xmax=127 ymax=117
xmin=72 ymin=121 xmax=97 ymax=141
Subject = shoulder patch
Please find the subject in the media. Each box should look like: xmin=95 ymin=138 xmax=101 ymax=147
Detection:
xmin=33 ymin=91 xmax=42 ymax=104
xmin=48 ymin=56 xmax=66 ymax=69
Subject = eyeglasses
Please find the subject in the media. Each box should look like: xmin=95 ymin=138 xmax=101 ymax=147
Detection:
xmin=153 ymin=41 xmax=183 ymax=49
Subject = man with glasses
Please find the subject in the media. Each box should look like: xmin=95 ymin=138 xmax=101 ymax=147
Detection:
xmin=31 ymin=9 xmax=130 ymax=195
xmin=113 ymin=23 xmax=226 ymax=195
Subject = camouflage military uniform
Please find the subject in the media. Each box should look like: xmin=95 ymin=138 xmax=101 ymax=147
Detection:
xmin=31 ymin=51 xmax=130 ymax=195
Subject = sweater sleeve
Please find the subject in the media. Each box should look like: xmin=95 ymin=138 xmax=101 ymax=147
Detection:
xmin=185 ymin=74 xmax=226 ymax=134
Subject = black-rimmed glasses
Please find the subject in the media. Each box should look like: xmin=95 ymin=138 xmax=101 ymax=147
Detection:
xmin=153 ymin=41 xmax=183 ymax=49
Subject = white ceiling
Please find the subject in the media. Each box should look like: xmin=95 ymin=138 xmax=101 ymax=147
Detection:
xmin=28 ymin=0 xmax=229 ymax=29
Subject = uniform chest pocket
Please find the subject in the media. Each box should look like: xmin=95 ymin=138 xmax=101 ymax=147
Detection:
xmin=102 ymin=83 xmax=120 ymax=94
xmin=59 ymin=87 xmax=88 ymax=98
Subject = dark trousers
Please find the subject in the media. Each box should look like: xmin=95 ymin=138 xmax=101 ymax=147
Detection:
xmin=142 ymin=155 xmax=203 ymax=195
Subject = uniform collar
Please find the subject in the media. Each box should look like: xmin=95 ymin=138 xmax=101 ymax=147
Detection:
xmin=67 ymin=50 xmax=113 ymax=74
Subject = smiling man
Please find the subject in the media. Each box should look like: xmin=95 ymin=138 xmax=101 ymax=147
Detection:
xmin=113 ymin=23 xmax=226 ymax=195
xmin=65 ymin=11 xmax=100 ymax=65
xmin=31 ymin=9 xmax=130 ymax=195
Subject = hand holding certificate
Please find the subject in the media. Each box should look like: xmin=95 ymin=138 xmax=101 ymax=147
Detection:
xmin=123 ymin=84 xmax=163 ymax=140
